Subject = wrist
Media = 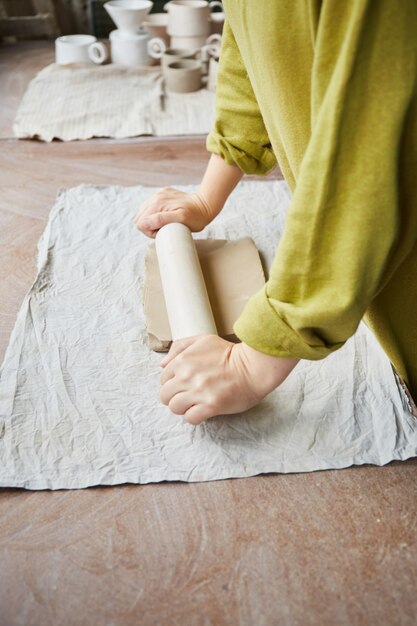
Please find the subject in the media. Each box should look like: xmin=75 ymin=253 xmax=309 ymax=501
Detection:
xmin=192 ymin=190 xmax=219 ymax=222
xmin=198 ymin=154 xmax=243 ymax=216
xmin=196 ymin=185 xmax=224 ymax=218
xmin=238 ymin=342 xmax=299 ymax=396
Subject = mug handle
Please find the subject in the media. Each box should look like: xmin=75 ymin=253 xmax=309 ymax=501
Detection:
xmin=209 ymin=1 xmax=223 ymax=12
xmin=198 ymin=45 xmax=211 ymax=65
xmin=205 ymin=34 xmax=222 ymax=57
xmin=148 ymin=37 xmax=166 ymax=59
xmin=88 ymin=42 xmax=108 ymax=65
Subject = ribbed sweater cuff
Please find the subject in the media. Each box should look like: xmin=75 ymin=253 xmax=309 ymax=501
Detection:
xmin=233 ymin=287 xmax=345 ymax=360
xmin=206 ymin=132 xmax=277 ymax=176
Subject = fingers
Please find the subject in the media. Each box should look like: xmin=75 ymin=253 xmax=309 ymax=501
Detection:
xmin=160 ymin=336 xmax=199 ymax=368
xmin=160 ymin=375 xmax=181 ymax=405
xmin=134 ymin=187 xmax=210 ymax=238
xmin=160 ymin=376 xmax=195 ymax=416
xmin=184 ymin=404 xmax=215 ymax=425
xmin=139 ymin=208 xmax=186 ymax=236
xmin=161 ymin=384 xmax=214 ymax=424
xmin=133 ymin=188 xmax=187 ymax=237
xmin=168 ymin=391 xmax=195 ymax=416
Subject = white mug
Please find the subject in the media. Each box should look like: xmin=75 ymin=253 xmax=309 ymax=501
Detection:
xmin=170 ymin=35 xmax=207 ymax=50
xmin=165 ymin=0 xmax=223 ymax=38
xmin=170 ymin=33 xmax=222 ymax=55
xmin=55 ymin=35 xmax=108 ymax=65
xmin=110 ymin=30 xmax=166 ymax=66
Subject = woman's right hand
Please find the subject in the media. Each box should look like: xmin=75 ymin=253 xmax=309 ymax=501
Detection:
xmin=134 ymin=187 xmax=216 ymax=238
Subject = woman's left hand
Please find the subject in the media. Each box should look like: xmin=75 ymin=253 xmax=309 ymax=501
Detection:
xmin=160 ymin=335 xmax=299 ymax=425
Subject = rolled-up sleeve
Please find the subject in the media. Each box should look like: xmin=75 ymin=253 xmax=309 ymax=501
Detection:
xmin=206 ymin=21 xmax=277 ymax=175
xmin=234 ymin=0 xmax=417 ymax=359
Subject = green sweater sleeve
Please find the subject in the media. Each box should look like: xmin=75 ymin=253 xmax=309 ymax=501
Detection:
xmin=234 ymin=1 xmax=417 ymax=359
xmin=206 ymin=21 xmax=277 ymax=175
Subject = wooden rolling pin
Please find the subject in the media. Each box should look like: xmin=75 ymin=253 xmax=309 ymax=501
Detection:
xmin=155 ymin=223 xmax=218 ymax=340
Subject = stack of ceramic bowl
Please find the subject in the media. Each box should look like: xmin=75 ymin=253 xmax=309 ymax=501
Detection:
xmin=154 ymin=0 xmax=222 ymax=93
xmin=105 ymin=0 xmax=166 ymax=66
xmin=165 ymin=0 xmax=223 ymax=50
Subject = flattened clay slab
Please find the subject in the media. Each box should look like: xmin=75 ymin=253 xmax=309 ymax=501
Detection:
xmin=142 ymin=237 xmax=266 ymax=351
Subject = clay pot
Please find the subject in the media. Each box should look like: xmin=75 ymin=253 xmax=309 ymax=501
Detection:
xmin=164 ymin=59 xmax=203 ymax=93
xmin=161 ymin=48 xmax=196 ymax=71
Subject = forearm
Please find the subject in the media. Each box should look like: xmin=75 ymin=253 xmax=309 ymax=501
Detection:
xmin=198 ymin=153 xmax=243 ymax=217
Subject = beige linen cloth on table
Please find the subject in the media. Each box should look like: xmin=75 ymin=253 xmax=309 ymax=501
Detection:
xmin=0 ymin=181 xmax=416 ymax=490
xmin=13 ymin=63 xmax=216 ymax=142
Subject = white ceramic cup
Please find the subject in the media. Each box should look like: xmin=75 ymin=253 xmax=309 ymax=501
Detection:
xmin=170 ymin=35 xmax=207 ymax=50
xmin=165 ymin=0 xmax=223 ymax=38
xmin=110 ymin=29 xmax=166 ymax=66
xmin=104 ymin=0 xmax=152 ymax=35
xmin=164 ymin=58 xmax=203 ymax=93
xmin=170 ymin=33 xmax=221 ymax=55
xmin=55 ymin=35 xmax=108 ymax=65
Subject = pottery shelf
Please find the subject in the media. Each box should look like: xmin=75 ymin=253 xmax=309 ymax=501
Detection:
xmin=0 ymin=0 xmax=59 ymax=40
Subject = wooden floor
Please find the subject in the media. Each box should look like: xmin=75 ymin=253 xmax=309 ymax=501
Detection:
xmin=0 ymin=41 xmax=416 ymax=626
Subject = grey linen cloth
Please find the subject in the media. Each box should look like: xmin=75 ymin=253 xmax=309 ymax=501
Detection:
xmin=0 ymin=181 xmax=416 ymax=490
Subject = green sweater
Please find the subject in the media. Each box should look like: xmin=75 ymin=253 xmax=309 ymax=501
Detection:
xmin=207 ymin=0 xmax=417 ymax=396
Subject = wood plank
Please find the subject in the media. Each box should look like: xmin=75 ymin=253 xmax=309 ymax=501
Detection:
xmin=0 ymin=463 xmax=416 ymax=626
xmin=0 ymin=41 xmax=55 ymax=139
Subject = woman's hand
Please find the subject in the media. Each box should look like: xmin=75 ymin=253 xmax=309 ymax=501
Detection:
xmin=160 ymin=335 xmax=299 ymax=424
xmin=134 ymin=187 xmax=216 ymax=238
xmin=134 ymin=154 xmax=243 ymax=238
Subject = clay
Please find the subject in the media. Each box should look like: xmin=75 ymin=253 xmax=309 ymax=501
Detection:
xmin=163 ymin=59 xmax=203 ymax=94
xmin=143 ymin=236 xmax=266 ymax=351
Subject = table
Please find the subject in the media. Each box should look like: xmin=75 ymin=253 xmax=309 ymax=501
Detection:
xmin=0 ymin=41 xmax=416 ymax=626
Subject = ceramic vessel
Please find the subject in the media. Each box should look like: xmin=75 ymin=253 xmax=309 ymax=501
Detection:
xmin=164 ymin=58 xmax=203 ymax=93
xmin=170 ymin=32 xmax=221 ymax=53
xmin=161 ymin=48 xmax=196 ymax=71
xmin=170 ymin=34 xmax=207 ymax=50
xmin=110 ymin=29 xmax=166 ymax=66
xmin=142 ymin=13 xmax=170 ymax=45
xmin=165 ymin=0 xmax=223 ymax=38
xmin=104 ymin=0 xmax=153 ymax=35
xmin=55 ymin=34 xmax=108 ymax=65
xmin=206 ymin=55 xmax=219 ymax=91
xmin=203 ymin=33 xmax=221 ymax=57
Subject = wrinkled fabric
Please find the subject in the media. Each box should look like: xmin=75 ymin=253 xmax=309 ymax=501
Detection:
xmin=13 ymin=63 xmax=216 ymax=142
xmin=0 ymin=182 xmax=416 ymax=490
